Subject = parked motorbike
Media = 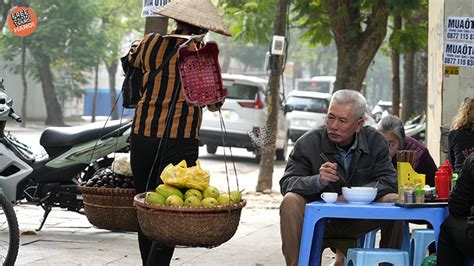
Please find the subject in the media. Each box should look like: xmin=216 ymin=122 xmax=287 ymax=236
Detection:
xmin=0 ymin=78 xmax=131 ymax=230
xmin=405 ymin=114 xmax=426 ymax=143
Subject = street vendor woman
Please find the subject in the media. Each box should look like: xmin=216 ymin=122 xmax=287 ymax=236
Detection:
xmin=128 ymin=0 xmax=230 ymax=265
xmin=279 ymin=89 xmax=403 ymax=266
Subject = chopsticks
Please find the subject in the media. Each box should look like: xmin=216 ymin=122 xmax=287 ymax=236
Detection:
xmin=396 ymin=150 xmax=416 ymax=167
xmin=320 ymin=153 xmax=351 ymax=188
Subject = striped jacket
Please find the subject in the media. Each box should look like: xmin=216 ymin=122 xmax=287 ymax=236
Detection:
xmin=131 ymin=30 xmax=202 ymax=139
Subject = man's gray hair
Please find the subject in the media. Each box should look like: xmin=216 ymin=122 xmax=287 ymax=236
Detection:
xmin=377 ymin=114 xmax=406 ymax=146
xmin=330 ymin=89 xmax=367 ymax=120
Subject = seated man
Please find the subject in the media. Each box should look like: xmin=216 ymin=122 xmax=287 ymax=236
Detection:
xmin=279 ymin=90 xmax=403 ymax=266
xmin=437 ymin=153 xmax=474 ymax=265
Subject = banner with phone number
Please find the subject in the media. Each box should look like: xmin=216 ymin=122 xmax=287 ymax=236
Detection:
xmin=142 ymin=0 xmax=169 ymax=17
xmin=444 ymin=41 xmax=474 ymax=67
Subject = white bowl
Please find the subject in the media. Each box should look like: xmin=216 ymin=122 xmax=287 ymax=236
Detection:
xmin=342 ymin=187 xmax=377 ymax=204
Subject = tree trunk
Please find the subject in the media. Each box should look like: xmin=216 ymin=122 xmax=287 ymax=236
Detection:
xmin=402 ymin=52 xmax=415 ymax=121
xmin=145 ymin=17 xmax=168 ymax=35
xmin=36 ymin=57 xmax=65 ymax=126
xmin=91 ymin=63 xmax=99 ymax=123
xmin=105 ymin=61 xmax=119 ymax=120
xmin=256 ymin=0 xmax=289 ymax=193
xmin=221 ymin=43 xmax=231 ymax=73
xmin=324 ymin=0 xmax=390 ymax=92
xmin=312 ymin=46 xmax=326 ymax=76
xmin=414 ymin=51 xmax=428 ymax=115
xmin=0 ymin=1 xmax=14 ymax=30
xmin=20 ymin=37 xmax=27 ymax=127
xmin=391 ymin=15 xmax=402 ymax=117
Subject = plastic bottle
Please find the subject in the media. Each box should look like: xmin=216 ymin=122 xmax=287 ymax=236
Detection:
xmin=451 ymin=173 xmax=458 ymax=191
xmin=443 ymin=160 xmax=453 ymax=179
xmin=421 ymin=255 xmax=436 ymax=266
xmin=435 ymin=169 xmax=450 ymax=199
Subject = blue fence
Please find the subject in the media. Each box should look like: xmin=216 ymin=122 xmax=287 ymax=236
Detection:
xmin=83 ymin=88 xmax=135 ymax=117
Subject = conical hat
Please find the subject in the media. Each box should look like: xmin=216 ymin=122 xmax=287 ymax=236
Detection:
xmin=154 ymin=0 xmax=231 ymax=37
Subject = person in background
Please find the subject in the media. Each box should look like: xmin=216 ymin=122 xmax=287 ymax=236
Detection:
xmin=129 ymin=0 xmax=230 ymax=265
xmin=449 ymin=97 xmax=474 ymax=173
xmin=377 ymin=114 xmax=437 ymax=186
xmin=279 ymin=90 xmax=403 ymax=266
xmin=437 ymin=153 xmax=474 ymax=264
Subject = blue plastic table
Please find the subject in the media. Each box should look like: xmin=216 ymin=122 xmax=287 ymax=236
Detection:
xmin=298 ymin=201 xmax=448 ymax=266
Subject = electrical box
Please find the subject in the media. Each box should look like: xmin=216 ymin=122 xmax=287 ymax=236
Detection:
xmin=271 ymin=35 xmax=285 ymax=55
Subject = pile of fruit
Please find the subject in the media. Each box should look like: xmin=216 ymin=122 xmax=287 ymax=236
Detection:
xmin=82 ymin=156 xmax=134 ymax=189
xmin=145 ymin=160 xmax=242 ymax=207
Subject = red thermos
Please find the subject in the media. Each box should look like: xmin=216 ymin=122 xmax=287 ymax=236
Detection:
xmin=435 ymin=169 xmax=450 ymax=199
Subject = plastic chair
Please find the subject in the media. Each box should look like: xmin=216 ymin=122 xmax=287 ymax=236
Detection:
xmin=345 ymin=248 xmax=409 ymax=266
xmin=359 ymin=223 xmax=410 ymax=250
xmin=409 ymin=229 xmax=435 ymax=266
xmin=361 ymin=228 xmax=378 ymax=248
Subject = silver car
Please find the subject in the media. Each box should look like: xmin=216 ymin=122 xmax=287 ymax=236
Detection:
xmin=285 ymin=90 xmax=331 ymax=142
xmin=200 ymin=74 xmax=290 ymax=161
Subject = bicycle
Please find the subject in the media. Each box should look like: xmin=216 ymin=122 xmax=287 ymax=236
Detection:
xmin=0 ymin=192 xmax=19 ymax=265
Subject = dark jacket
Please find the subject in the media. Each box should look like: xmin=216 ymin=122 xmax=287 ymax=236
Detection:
xmin=448 ymin=126 xmax=474 ymax=173
xmin=449 ymin=154 xmax=474 ymax=217
xmin=280 ymin=125 xmax=397 ymax=202
xmin=391 ymin=136 xmax=437 ymax=186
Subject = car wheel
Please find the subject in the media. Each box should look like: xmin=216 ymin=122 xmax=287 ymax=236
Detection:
xmin=206 ymin=145 xmax=217 ymax=154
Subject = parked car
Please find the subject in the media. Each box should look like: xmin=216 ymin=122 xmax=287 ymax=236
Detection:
xmin=284 ymin=90 xmax=331 ymax=142
xmin=295 ymin=76 xmax=336 ymax=94
xmin=200 ymin=74 xmax=290 ymax=161
xmin=371 ymin=100 xmax=402 ymax=122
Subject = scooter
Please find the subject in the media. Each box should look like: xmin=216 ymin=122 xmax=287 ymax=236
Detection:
xmin=0 ymin=78 xmax=131 ymax=230
xmin=405 ymin=114 xmax=426 ymax=143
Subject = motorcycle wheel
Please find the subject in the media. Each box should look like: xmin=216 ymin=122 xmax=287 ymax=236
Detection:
xmin=0 ymin=193 xmax=19 ymax=266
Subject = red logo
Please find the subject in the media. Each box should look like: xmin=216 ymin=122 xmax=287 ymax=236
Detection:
xmin=7 ymin=6 xmax=38 ymax=37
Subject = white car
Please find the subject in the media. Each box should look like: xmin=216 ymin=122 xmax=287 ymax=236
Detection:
xmin=200 ymin=74 xmax=290 ymax=161
xmin=285 ymin=90 xmax=331 ymax=142
xmin=295 ymin=76 xmax=336 ymax=94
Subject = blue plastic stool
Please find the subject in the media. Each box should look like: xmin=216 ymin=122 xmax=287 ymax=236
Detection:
xmin=345 ymin=248 xmax=409 ymax=266
xmin=465 ymin=258 xmax=474 ymax=266
xmin=359 ymin=223 xmax=411 ymax=250
xmin=409 ymin=229 xmax=435 ymax=266
xmin=361 ymin=229 xmax=378 ymax=248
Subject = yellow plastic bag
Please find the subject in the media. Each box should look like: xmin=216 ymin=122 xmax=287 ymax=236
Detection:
xmin=186 ymin=161 xmax=210 ymax=191
xmin=160 ymin=160 xmax=188 ymax=188
xmin=397 ymin=162 xmax=425 ymax=202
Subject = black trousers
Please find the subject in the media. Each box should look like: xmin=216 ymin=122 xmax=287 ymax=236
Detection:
xmin=437 ymin=215 xmax=474 ymax=266
xmin=130 ymin=133 xmax=199 ymax=266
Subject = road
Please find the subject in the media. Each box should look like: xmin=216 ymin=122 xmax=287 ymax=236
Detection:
xmin=8 ymin=125 xmax=291 ymax=193
xmin=4 ymin=123 xmax=297 ymax=265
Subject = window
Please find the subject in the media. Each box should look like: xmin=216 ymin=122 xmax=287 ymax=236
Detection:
xmin=286 ymin=96 xmax=329 ymax=113
xmin=223 ymin=83 xmax=259 ymax=100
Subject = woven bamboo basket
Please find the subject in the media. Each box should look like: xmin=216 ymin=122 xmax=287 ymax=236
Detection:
xmin=78 ymin=186 xmax=139 ymax=232
xmin=134 ymin=192 xmax=246 ymax=248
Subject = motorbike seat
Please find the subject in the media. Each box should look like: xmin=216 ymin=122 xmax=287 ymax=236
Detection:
xmin=40 ymin=120 xmax=130 ymax=149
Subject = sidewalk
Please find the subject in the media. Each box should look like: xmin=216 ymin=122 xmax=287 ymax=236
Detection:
xmin=6 ymin=119 xmax=339 ymax=265
xmin=13 ymin=169 xmax=297 ymax=265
